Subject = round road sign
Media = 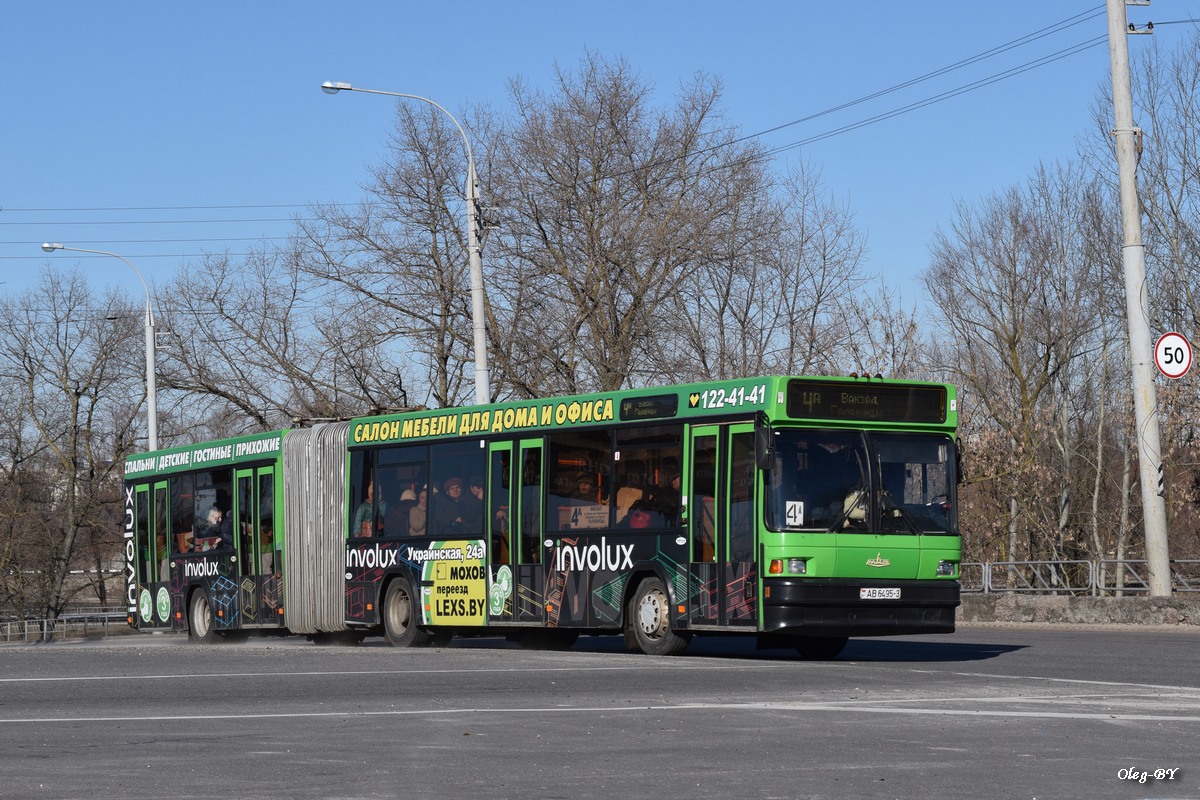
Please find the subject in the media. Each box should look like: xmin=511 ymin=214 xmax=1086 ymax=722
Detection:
xmin=1154 ymin=332 xmax=1193 ymax=379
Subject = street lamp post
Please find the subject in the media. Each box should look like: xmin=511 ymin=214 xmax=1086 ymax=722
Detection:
xmin=321 ymin=81 xmax=491 ymax=406
xmin=41 ymin=243 xmax=158 ymax=452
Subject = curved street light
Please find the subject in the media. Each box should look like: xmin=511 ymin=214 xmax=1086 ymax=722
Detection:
xmin=41 ymin=243 xmax=158 ymax=452
xmin=321 ymin=81 xmax=491 ymax=406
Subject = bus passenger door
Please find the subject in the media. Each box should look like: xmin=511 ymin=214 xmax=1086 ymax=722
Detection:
xmin=235 ymin=468 xmax=260 ymax=624
xmin=154 ymin=480 xmax=177 ymax=629
xmin=486 ymin=441 xmax=515 ymax=621
xmin=723 ymin=425 xmax=758 ymax=626
xmin=133 ymin=484 xmax=153 ymax=627
xmin=688 ymin=424 xmax=758 ymax=628
xmin=687 ymin=426 xmax=720 ymax=624
xmin=514 ymin=439 xmax=545 ymax=624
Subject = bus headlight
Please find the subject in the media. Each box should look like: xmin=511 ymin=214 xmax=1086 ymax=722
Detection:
xmin=788 ymin=558 xmax=807 ymax=575
xmin=937 ymin=560 xmax=957 ymax=576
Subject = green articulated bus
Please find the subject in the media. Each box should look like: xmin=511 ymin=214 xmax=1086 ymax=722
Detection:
xmin=123 ymin=375 xmax=962 ymax=657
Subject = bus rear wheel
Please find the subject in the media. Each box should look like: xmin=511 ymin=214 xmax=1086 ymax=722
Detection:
xmin=187 ymin=591 xmax=216 ymax=644
xmin=629 ymin=577 xmax=691 ymax=656
xmin=383 ymin=579 xmax=431 ymax=647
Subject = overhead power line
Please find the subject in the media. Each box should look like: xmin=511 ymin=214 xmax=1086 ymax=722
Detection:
xmin=737 ymin=5 xmax=1107 ymax=144
xmin=766 ymin=35 xmax=1109 ymax=156
xmin=6 ymin=6 xmax=1180 ymax=267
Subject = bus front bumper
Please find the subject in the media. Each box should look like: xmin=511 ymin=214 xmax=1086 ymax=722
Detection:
xmin=763 ymin=579 xmax=960 ymax=636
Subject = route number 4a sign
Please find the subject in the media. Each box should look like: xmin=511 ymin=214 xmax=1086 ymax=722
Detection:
xmin=1154 ymin=332 xmax=1193 ymax=379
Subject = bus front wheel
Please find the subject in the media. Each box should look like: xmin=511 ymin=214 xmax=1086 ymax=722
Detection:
xmin=383 ymin=579 xmax=431 ymax=648
xmin=187 ymin=591 xmax=216 ymax=644
xmin=629 ymin=577 xmax=691 ymax=656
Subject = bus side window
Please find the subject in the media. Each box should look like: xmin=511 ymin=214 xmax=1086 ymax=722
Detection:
xmin=170 ymin=474 xmax=195 ymax=552
xmin=490 ymin=450 xmax=511 ymax=564
xmin=690 ymin=435 xmax=717 ymax=563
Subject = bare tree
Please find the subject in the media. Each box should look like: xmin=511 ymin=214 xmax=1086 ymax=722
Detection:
xmin=0 ymin=271 xmax=140 ymax=617
xmin=1083 ymin=29 xmax=1200 ymax=564
xmin=487 ymin=54 xmax=781 ymax=393
xmin=925 ymin=165 xmax=1109 ymax=567
xmin=290 ymin=105 xmax=502 ymax=408
xmin=156 ymin=245 xmax=416 ymax=441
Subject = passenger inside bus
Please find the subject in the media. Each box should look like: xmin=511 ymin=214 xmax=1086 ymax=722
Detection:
xmin=215 ymin=492 xmax=235 ymax=548
xmin=408 ymin=488 xmax=429 ymax=536
xmin=353 ymin=481 xmax=385 ymax=537
xmin=260 ymin=524 xmax=275 ymax=574
xmin=570 ymin=474 xmax=590 ymax=501
xmin=648 ymin=472 xmax=681 ymax=525
xmin=190 ymin=506 xmax=224 ymax=551
xmin=462 ymin=475 xmax=485 ymax=533
xmin=384 ymin=489 xmax=417 ymax=537
xmin=433 ymin=476 xmax=466 ymax=534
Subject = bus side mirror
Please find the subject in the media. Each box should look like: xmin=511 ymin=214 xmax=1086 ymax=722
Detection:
xmin=754 ymin=411 xmax=774 ymax=470
xmin=954 ymin=438 xmax=964 ymax=484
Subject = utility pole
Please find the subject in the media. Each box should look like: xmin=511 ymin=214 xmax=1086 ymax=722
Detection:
xmin=1106 ymin=0 xmax=1172 ymax=596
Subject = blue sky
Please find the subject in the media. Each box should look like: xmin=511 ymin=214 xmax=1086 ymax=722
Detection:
xmin=3 ymin=2 xmax=1194 ymax=309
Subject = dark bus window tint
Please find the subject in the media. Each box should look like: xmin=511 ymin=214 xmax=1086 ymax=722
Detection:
xmin=259 ymin=472 xmax=276 ymax=574
xmin=170 ymin=474 xmax=194 ymax=553
xmin=136 ymin=489 xmax=152 ymax=584
xmin=729 ymin=432 xmax=756 ymax=562
xmin=873 ymin=434 xmax=957 ymax=534
xmin=490 ymin=449 xmax=511 ymax=564
xmin=193 ymin=468 xmax=233 ymax=552
xmin=376 ymin=445 xmax=427 ymax=538
xmin=154 ymin=485 xmax=169 ymax=567
xmin=428 ymin=440 xmax=486 ymax=538
xmin=690 ymin=435 xmax=717 ymax=563
xmin=547 ymin=429 xmax=612 ymax=531
xmin=614 ymin=425 xmax=682 ymax=528
xmin=519 ymin=447 xmax=542 ymax=564
xmin=766 ymin=430 xmax=868 ymax=532
xmin=237 ymin=474 xmax=255 ymax=576
xmin=349 ymin=450 xmax=378 ymax=538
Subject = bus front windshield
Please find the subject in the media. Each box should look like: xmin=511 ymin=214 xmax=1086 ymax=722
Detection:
xmin=765 ymin=430 xmax=958 ymax=535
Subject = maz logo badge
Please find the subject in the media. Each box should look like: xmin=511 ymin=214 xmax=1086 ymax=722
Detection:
xmin=866 ymin=552 xmax=890 ymax=568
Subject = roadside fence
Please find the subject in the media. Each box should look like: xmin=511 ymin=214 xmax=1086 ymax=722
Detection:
xmin=960 ymin=559 xmax=1200 ymax=596
xmin=0 ymin=608 xmax=129 ymax=644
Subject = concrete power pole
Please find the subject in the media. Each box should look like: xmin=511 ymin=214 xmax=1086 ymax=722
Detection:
xmin=1106 ymin=0 xmax=1173 ymax=596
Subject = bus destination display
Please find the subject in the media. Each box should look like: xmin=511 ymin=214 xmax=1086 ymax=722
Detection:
xmin=786 ymin=380 xmax=946 ymax=424
xmin=619 ymin=394 xmax=678 ymax=421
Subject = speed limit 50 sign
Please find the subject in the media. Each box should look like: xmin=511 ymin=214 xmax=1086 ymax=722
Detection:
xmin=1154 ymin=332 xmax=1193 ymax=379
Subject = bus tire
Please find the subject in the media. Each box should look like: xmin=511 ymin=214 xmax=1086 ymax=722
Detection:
xmin=187 ymin=590 xmax=216 ymax=644
xmin=629 ymin=577 xmax=691 ymax=656
xmin=794 ymin=636 xmax=848 ymax=660
xmin=383 ymin=579 xmax=431 ymax=648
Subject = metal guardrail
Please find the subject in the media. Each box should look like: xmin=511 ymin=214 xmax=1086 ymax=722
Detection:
xmin=961 ymin=559 xmax=1200 ymax=596
xmin=0 ymin=609 xmax=128 ymax=643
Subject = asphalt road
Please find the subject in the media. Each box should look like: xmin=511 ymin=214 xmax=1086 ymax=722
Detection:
xmin=1 ymin=624 xmax=1197 ymax=800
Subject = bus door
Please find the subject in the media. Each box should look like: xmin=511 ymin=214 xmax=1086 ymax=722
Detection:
xmin=257 ymin=468 xmax=279 ymax=599
xmin=724 ymin=424 xmax=758 ymax=626
xmin=688 ymin=424 xmax=758 ymax=627
xmin=235 ymin=468 xmax=261 ymax=624
xmin=486 ymin=441 xmax=515 ymax=621
xmin=514 ymin=439 xmax=545 ymax=624
xmin=133 ymin=484 xmax=152 ymax=628
xmin=153 ymin=480 xmax=177 ymax=630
